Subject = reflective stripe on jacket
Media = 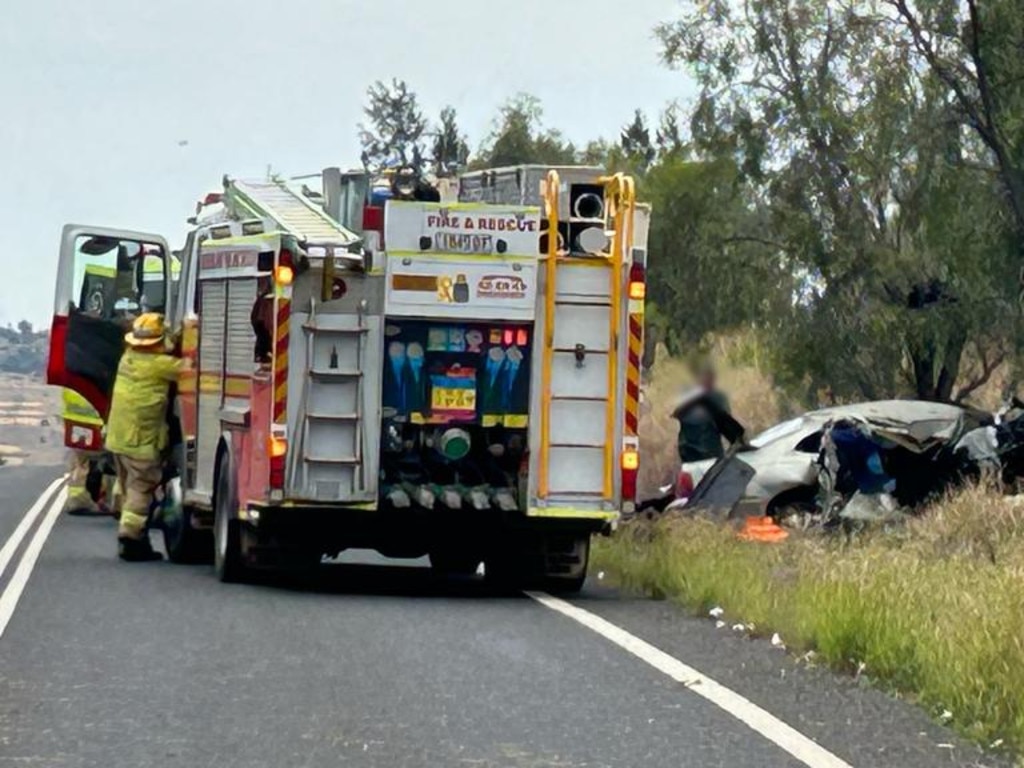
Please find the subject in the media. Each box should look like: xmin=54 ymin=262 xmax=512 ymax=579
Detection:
xmin=62 ymin=389 xmax=103 ymax=427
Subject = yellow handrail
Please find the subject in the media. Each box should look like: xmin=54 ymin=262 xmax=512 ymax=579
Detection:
xmin=538 ymin=170 xmax=561 ymax=498
xmin=599 ymin=173 xmax=636 ymax=500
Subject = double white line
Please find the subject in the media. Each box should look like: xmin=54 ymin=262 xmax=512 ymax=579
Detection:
xmin=0 ymin=477 xmax=66 ymax=640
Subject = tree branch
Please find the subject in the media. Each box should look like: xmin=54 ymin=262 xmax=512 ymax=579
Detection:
xmin=890 ymin=0 xmax=1024 ymax=239
xmin=888 ymin=0 xmax=994 ymax=143
xmin=954 ymin=344 xmax=1007 ymax=402
xmin=721 ymin=235 xmax=789 ymax=251
xmin=966 ymin=0 xmax=1002 ymax=146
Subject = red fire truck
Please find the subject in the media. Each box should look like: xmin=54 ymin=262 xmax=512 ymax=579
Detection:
xmin=47 ymin=164 xmax=649 ymax=591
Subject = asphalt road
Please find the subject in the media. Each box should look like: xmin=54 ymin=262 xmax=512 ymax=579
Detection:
xmin=0 ymin=465 xmax=1010 ymax=768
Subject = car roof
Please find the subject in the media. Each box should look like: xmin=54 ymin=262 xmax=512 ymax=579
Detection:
xmin=748 ymin=399 xmax=974 ymax=450
xmin=806 ymin=399 xmax=967 ymax=423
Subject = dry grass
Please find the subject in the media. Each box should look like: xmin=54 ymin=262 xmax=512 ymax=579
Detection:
xmin=638 ymin=336 xmax=795 ymax=497
xmin=624 ymin=339 xmax=1024 ymax=757
xmin=597 ymin=486 xmax=1024 ymax=757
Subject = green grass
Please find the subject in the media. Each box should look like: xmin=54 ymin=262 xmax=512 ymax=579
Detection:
xmin=596 ymin=486 xmax=1024 ymax=759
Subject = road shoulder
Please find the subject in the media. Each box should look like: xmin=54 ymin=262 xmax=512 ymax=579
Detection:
xmin=570 ymin=583 xmax=1012 ymax=768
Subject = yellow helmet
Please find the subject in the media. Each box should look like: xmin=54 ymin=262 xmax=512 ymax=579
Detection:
xmin=125 ymin=312 xmax=166 ymax=347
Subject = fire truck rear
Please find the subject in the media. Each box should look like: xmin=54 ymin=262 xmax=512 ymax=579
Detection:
xmin=47 ymin=164 xmax=649 ymax=592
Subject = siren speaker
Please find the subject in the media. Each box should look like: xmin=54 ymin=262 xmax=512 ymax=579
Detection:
xmin=575 ymin=226 xmax=609 ymax=254
xmin=538 ymin=231 xmax=566 ymax=254
xmin=570 ymin=183 xmax=605 ymax=220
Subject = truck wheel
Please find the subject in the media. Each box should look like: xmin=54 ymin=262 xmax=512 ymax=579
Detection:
xmin=213 ymin=453 xmax=247 ymax=583
xmin=429 ymin=548 xmax=481 ymax=577
xmin=482 ymin=553 xmax=525 ymax=594
xmin=542 ymin=570 xmax=587 ymax=594
xmin=163 ymin=502 xmax=213 ymax=564
xmin=539 ymin=534 xmax=590 ymax=594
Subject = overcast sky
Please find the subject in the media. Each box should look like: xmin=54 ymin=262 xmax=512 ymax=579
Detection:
xmin=0 ymin=0 xmax=693 ymax=328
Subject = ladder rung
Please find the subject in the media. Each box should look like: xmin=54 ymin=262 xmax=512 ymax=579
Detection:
xmin=551 ymin=443 xmax=606 ymax=449
xmin=304 ymin=455 xmax=360 ymax=465
xmin=552 ymin=347 xmax=609 ymax=354
xmin=307 ymin=413 xmax=360 ymax=421
xmin=310 ymin=369 xmax=363 ymax=378
xmin=303 ymin=324 xmax=368 ymax=334
xmin=551 ymin=395 xmax=608 ymax=402
xmin=554 ymin=299 xmax=612 ymax=307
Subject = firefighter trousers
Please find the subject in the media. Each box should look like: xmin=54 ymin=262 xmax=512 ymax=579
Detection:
xmin=64 ymin=450 xmax=100 ymax=514
xmin=112 ymin=455 xmax=163 ymax=540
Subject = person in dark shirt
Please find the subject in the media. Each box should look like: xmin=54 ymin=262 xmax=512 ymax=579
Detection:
xmin=674 ymin=364 xmax=731 ymax=464
xmin=250 ymin=276 xmax=274 ymax=364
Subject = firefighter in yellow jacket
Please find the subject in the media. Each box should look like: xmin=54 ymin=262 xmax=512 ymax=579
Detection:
xmin=105 ymin=313 xmax=184 ymax=562
xmin=62 ymin=390 xmax=107 ymax=515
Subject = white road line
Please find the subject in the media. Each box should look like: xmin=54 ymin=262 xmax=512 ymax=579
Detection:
xmin=528 ymin=591 xmax=855 ymax=768
xmin=0 ymin=486 xmax=67 ymax=641
xmin=0 ymin=476 xmax=66 ymax=583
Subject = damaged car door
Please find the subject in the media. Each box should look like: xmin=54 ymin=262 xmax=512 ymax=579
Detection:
xmin=669 ymin=392 xmax=754 ymax=519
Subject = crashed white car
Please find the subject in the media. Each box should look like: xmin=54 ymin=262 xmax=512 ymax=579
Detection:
xmin=670 ymin=400 xmax=987 ymax=518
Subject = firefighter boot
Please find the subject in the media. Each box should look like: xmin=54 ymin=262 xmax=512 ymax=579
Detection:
xmin=118 ymin=536 xmax=163 ymax=563
xmin=64 ymin=452 xmax=103 ymax=516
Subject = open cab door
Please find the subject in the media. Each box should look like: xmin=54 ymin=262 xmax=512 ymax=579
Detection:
xmin=48 ymin=225 xmax=175 ymax=428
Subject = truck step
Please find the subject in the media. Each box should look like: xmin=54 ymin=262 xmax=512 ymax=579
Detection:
xmin=302 ymin=323 xmax=368 ymax=335
xmin=541 ymin=492 xmax=607 ymax=499
xmin=309 ymin=368 xmax=363 ymax=378
xmin=306 ymin=412 xmax=360 ymax=421
xmin=303 ymin=455 xmax=361 ymax=465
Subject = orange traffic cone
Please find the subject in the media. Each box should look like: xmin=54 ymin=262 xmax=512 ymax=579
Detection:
xmin=738 ymin=516 xmax=789 ymax=543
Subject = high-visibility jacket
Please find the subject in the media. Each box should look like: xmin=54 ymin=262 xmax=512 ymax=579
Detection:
xmin=105 ymin=348 xmax=184 ymax=461
xmin=62 ymin=388 xmax=103 ymax=428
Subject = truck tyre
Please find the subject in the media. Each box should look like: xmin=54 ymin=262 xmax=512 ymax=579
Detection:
xmin=163 ymin=502 xmax=213 ymax=565
xmin=539 ymin=534 xmax=590 ymax=594
xmin=482 ymin=553 xmax=525 ymax=594
xmin=163 ymin=441 xmax=213 ymax=564
xmin=213 ymin=452 xmax=247 ymax=583
xmin=429 ymin=548 xmax=481 ymax=577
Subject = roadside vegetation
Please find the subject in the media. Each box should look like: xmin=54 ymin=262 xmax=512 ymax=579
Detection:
xmin=609 ymin=343 xmax=1024 ymax=758
xmin=596 ymin=488 xmax=1024 ymax=756
xmin=0 ymin=321 xmax=48 ymax=376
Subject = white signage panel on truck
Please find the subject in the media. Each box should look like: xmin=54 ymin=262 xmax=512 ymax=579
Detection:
xmin=384 ymin=201 xmax=541 ymax=321
xmin=384 ymin=201 xmax=542 ymax=258
xmin=384 ymin=259 xmax=538 ymax=321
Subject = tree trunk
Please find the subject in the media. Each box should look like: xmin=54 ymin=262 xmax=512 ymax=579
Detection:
xmin=910 ymin=330 xmax=965 ymax=402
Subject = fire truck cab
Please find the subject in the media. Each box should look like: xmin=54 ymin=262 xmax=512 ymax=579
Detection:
xmin=47 ymin=165 xmax=649 ymax=592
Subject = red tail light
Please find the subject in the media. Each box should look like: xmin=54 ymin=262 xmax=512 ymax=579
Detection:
xmin=675 ymin=469 xmax=694 ymax=499
xmin=628 ymin=262 xmax=646 ymax=301
xmin=621 ymin=448 xmax=639 ymax=502
xmin=268 ymin=436 xmax=287 ymax=490
xmin=279 ymin=248 xmax=294 ymax=269
xmin=362 ymin=205 xmax=384 ymax=233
